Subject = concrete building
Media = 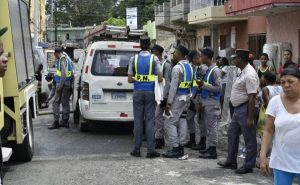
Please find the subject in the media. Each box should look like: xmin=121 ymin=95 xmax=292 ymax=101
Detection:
xmin=46 ymin=26 xmax=93 ymax=46
xmin=188 ymin=0 xmax=267 ymax=58
xmin=29 ymin=0 xmax=46 ymax=42
xmin=155 ymin=0 xmax=195 ymax=50
xmin=225 ymin=0 xmax=300 ymax=63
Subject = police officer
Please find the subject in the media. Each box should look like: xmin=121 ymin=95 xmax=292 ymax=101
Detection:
xmin=185 ymin=50 xmax=208 ymax=150
xmin=162 ymin=45 xmax=192 ymax=158
xmin=128 ymin=37 xmax=162 ymax=158
xmin=218 ymin=50 xmax=259 ymax=174
xmin=151 ymin=44 xmax=172 ymax=149
xmin=197 ymin=47 xmax=222 ymax=159
xmin=48 ymin=48 xmax=73 ymax=129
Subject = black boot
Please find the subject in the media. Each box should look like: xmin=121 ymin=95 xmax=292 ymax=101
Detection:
xmin=199 ymin=146 xmax=217 ymax=159
xmin=162 ymin=147 xmax=180 ymax=158
xmin=48 ymin=121 xmax=59 ymax=130
xmin=155 ymin=139 xmax=165 ymax=149
xmin=179 ymin=146 xmax=184 ymax=157
xmin=60 ymin=119 xmax=69 ymax=128
xmin=185 ymin=133 xmax=196 ymax=148
xmin=192 ymin=137 xmax=206 ymax=150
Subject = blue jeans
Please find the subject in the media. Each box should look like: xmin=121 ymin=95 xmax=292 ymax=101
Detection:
xmin=274 ymin=169 xmax=300 ymax=185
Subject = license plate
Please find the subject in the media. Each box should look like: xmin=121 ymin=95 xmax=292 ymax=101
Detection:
xmin=111 ymin=92 xmax=127 ymax=101
xmin=92 ymin=95 xmax=101 ymax=99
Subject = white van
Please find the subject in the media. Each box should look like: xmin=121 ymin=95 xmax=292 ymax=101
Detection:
xmin=74 ymin=41 xmax=140 ymax=131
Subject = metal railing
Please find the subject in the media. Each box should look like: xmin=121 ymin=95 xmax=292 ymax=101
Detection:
xmin=190 ymin=0 xmax=225 ymax=11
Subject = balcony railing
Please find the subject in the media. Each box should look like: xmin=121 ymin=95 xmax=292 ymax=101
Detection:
xmin=155 ymin=2 xmax=172 ymax=28
xmin=170 ymin=0 xmax=190 ymax=22
xmin=190 ymin=0 xmax=225 ymax=11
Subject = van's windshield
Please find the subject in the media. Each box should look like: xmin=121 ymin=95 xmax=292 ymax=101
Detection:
xmin=91 ymin=50 xmax=137 ymax=76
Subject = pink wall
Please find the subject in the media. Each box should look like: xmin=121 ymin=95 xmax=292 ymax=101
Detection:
xmin=267 ymin=10 xmax=300 ymax=63
xmin=248 ymin=16 xmax=266 ymax=34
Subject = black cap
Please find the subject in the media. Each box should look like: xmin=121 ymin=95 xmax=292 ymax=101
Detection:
xmin=187 ymin=50 xmax=200 ymax=60
xmin=54 ymin=47 xmax=63 ymax=53
xmin=231 ymin=49 xmax=249 ymax=62
xmin=151 ymin=44 xmax=164 ymax=54
xmin=199 ymin=47 xmax=214 ymax=59
xmin=0 ymin=27 xmax=8 ymax=38
xmin=140 ymin=36 xmax=151 ymax=46
xmin=175 ymin=44 xmax=190 ymax=56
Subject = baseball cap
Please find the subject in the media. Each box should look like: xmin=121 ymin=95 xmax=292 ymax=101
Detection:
xmin=231 ymin=49 xmax=249 ymax=62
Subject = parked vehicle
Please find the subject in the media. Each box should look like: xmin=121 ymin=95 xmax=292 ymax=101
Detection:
xmin=0 ymin=0 xmax=38 ymax=164
xmin=74 ymin=25 xmax=145 ymax=131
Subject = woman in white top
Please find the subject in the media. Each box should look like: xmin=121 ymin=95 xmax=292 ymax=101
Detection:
xmin=262 ymin=72 xmax=283 ymax=107
xmin=260 ymin=68 xmax=300 ymax=185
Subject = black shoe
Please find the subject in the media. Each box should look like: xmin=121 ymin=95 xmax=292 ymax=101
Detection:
xmin=192 ymin=137 xmax=206 ymax=150
xmin=162 ymin=147 xmax=181 ymax=158
xmin=147 ymin=151 xmax=160 ymax=158
xmin=130 ymin=150 xmax=141 ymax=157
xmin=185 ymin=134 xmax=196 ymax=148
xmin=60 ymin=119 xmax=69 ymax=128
xmin=48 ymin=121 xmax=59 ymax=130
xmin=199 ymin=146 xmax=217 ymax=159
xmin=217 ymin=160 xmax=237 ymax=170
xmin=155 ymin=139 xmax=165 ymax=149
xmin=179 ymin=146 xmax=184 ymax=157
xmin=235 ymin=167 xmax=253 ymax=174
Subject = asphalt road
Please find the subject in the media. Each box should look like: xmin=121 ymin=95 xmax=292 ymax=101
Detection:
xmin=3 ymin=114 xmax=274 ymax=185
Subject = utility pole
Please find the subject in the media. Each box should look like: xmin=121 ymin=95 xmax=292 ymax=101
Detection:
xmin=33 ymin=0 xmax=39 ymax=47
xmin=54 ymin=0 xmax=58 ymax=44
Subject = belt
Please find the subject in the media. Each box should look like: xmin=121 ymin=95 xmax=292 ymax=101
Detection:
xmin=231 ymin=101 xmax=248 ymax=108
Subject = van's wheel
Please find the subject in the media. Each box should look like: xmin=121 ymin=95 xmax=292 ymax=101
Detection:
xmin=78 ymin=115 xmax=88 ymax=132
xmin=11 ymin=111 xmax=34 ymax=162
xmin=73 ymin=103 xmax=79 ymax=125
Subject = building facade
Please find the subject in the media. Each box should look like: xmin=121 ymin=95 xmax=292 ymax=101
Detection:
xmin=225 ymin=0 xmax=300 ymax=63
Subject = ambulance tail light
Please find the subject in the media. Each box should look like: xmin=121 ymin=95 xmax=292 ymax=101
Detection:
xmin=82 ymin=82 xmax=89 ymax=101
xmin=133 ymin=45 xmax=140 ymax=49
xmin=85 ymin=65 xmax=89 ymax=74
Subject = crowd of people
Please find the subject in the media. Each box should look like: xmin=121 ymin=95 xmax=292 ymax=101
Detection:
xmin=128 ymin=36 xmax=300 ymax=183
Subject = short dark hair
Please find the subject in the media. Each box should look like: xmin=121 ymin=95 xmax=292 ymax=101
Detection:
xmin=261 ymin=53 xmax=269 ymax=59
xmin=281 ymin=67 xmax=300 ymax=79
xmin=264 ymin=72 xmax=276 ymax=83
xmin=284 ymin=49 xmax=293 ymax=56
xmin=54 ymin=47 xmax=63 ymax=53
xmin=221 ymin=57 xmax=229 ymax=66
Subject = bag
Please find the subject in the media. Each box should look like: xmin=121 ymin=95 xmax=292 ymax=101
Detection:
xmin=257 ymin=105 xmax=266 ymax=137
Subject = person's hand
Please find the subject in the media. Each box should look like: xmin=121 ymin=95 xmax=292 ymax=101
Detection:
xmin=260 ymin=157 xmax=271 ymax=176
xmin=165 ymin=104 xmax=171 ymax=116
xmin=247 ymin=118 xmax=255 ymax=128
xmin=56 ymin=87 xmax=62 ymax=94
xmin=196 ymin=79 xmax=204 ymax=87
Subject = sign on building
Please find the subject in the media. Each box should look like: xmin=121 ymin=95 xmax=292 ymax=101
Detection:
xmin=126 ymin=7 xmax=138 ymax=30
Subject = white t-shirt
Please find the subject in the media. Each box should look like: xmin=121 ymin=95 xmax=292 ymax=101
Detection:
xmin=266 ymin=95 xmax=300 ymax=173
xmin=221 ymin=66 xmax=229 ymax=85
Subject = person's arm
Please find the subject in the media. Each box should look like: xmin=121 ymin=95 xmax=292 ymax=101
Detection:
xmin=260 ymin=115 xmax=275 ymax=176
xmin=58 ymin=58 xmax=67 ymax=91
xmin=270 ymin=66 xmax=275 ymax=73
xmin=262 ymin=87 xmax=270 ymax=107
xmin=127 ymin=57 xmax=135 ymax=83
xmin=154 ymin=56 xmax=163 ymax=83
xmin=247 ymin=93 xmax=256 ymax=128
xmin=201 ymin=69 xmax=222 ymax=93
xmin=245 ymin=75 xmax=259 ymax=128
xmin=167 ymin=66 xmax=180 ymax=105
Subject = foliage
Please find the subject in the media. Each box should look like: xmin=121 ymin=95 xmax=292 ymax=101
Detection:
xmin=104 ymin=17 xmax=126 ymax=26
xmin=46 ymin=0 xmax=115 ymax=27
xmin=110 ymin=0 xmax=165 ymax=28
